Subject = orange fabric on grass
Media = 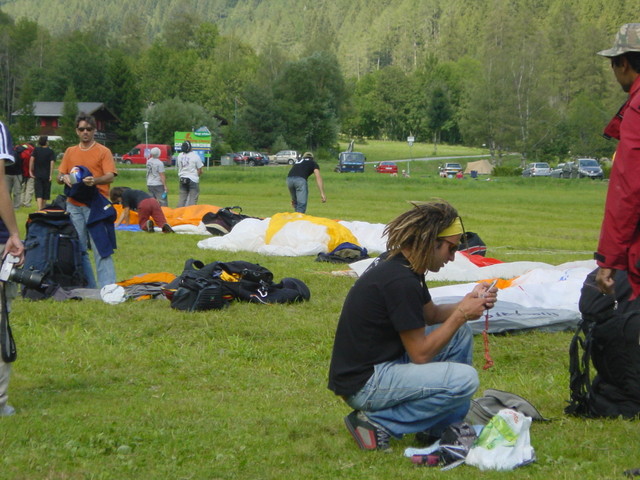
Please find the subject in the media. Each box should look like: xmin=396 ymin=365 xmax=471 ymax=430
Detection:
xmin=113 ymin=204 xmax=221 ymax=227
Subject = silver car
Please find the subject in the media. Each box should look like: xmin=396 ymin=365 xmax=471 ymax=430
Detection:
xmin=522 ymin=162 xmax=551 ymax=177
xmin=274 ymin=150 xmax=299 ymax=165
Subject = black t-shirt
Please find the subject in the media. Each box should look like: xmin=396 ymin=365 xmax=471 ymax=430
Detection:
xmin=32 ymin=146 xmax=55 ymax=178
xmin=287 ymin=157 xmax=319 ymax=180
xmin=121 ymin=188 xmax=152 ymax=211
xmin=327 ymin=253 xmax=431 ymax=396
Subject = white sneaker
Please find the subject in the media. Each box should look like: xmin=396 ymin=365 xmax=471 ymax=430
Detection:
xmin=0 ymin=404 xmax=15 ymax=417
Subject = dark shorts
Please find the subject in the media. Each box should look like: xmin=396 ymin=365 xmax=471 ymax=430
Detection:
xmin=34 ymin=177 xmax=51 ymax=200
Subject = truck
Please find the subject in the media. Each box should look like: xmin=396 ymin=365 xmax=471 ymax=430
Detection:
xmin=335 ymin=151 xmax=366 ymax=173
xmin=121 ymin=144 xmax=173 ymax=166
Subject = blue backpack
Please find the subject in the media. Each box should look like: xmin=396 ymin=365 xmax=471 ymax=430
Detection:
xmin=21 ymin=208 xmax=88 ymax=300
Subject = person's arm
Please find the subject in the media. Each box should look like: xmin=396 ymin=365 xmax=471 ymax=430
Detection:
xmin=0 ymin=162 xmax=24 ymax=262
xmin=29 ymin=155 xmax=35 ymax=178
xmin=115 ymin=207 xmax=130 ymax=227
xmin=313 ymin=169 xmax=326 ymax=203
xmin=403 ymin=291 xmax=492 ymax=364
xmin=82 ymin=172 xmax=115 ymax=188
xmin=49 ymin=157 xmax=55 ymax=182
xmin=424 ymin=281 xmax=496 ymax=325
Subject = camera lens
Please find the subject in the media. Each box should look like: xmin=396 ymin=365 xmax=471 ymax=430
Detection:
xmin=9 ymin=267 xmax=44 ymax=290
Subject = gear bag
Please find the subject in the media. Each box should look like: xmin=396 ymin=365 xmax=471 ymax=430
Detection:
xmin=21 ymin=207 xmax=88 ymax=300
xmin=565 ymin=269 xmax=640 ymax=418
xmin=163 ymin=259 xmax=310 ymax=310
xmin=202 ymin=206 xmax=252 ymax=236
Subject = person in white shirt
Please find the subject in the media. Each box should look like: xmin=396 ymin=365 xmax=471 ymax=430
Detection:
xmin=176 ymin=141 xmax=203 ymax=207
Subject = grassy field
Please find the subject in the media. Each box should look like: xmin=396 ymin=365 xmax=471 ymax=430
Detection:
xmin=2 ymin=146 xmax=633 ymax=480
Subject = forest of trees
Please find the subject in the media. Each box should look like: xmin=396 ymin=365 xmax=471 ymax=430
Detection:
xmin=0 ymin=0 xmax=634 ymax=161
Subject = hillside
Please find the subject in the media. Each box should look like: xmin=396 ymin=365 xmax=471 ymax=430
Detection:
xmin=1 ymin=0 xmax=637 ymax=78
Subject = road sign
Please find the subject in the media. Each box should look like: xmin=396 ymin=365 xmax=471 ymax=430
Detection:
xmin=407 ymin=135 xmax=414 ymax=146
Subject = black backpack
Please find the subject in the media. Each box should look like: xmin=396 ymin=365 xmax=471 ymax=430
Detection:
xmin=459 ymin=231 xmax=487 ymax=256
xmin=21 ymin=208 xmax=88 ymax=300
xmin=163 ymin=259 xmax=310 ymax=311
xmin=565 ymin=269 xmax=640 ymax=418
xmin=202 ymin=206 xmax=252 ymax=236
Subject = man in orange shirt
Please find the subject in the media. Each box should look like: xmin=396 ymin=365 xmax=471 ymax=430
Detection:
xmin=58 ymin=112 xmax=117 ymax=288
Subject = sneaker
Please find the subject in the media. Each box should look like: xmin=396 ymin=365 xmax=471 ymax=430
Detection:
xmin=344 ymin=410 xmax=391 ymax=450
xmin=0 ymin=404 xmax=15 ymax=417
xmin=162 ymin=224 xmax=174 ymax=233
xmin=146 ymin=220 xmax=155 ymax=232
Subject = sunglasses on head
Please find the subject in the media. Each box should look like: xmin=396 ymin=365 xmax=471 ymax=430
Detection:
xmin=77 ymin=127 xmax=94 ymax=132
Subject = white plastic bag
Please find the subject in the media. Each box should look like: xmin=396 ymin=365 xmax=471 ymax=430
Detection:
xmin=465 ymin=408 xmax=535 ymax=471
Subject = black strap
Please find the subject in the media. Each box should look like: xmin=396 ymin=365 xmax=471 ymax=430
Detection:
xmin=0 ymin=282 xmax=17 ymax=363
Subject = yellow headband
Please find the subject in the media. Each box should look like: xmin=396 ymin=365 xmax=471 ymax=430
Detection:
xmin=437 ymin=217 xmax=464 ymax=238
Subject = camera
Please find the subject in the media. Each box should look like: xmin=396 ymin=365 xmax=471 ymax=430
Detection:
xmin=0 ymin=254 xmax=44 ymax=289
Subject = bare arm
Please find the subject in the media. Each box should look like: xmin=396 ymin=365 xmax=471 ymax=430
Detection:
xmin=313 ymin=169 xmax=326 ymax=203
xmin=29 ymin=156 xmax=35 ymax=178
xmin=404 ymin=282 xmax=498 ymax=364
xmin=115 ymin=207 xmax=130 ymax=227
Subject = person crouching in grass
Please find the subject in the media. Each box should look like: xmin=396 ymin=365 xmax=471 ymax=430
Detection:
xmin=110 ymin=186 xmax=174 ymax=233
xmin=328 ymin=200 xmax=498 ymax=450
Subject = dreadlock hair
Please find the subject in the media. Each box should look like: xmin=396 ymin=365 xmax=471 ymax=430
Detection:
xmin=384 ymin=200 xmax=460 ymax=273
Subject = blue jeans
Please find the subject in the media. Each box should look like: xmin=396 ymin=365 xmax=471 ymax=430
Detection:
xmin=66 ymin=202 xmax=116 ymax=289
xmin=345 ymin=323 xmax=478 ymax=438
xmin=287 ymin=176 xmax=308 ymax=213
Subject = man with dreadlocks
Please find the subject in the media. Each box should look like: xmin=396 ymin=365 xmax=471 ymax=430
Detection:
xmin=328 ymin=200 xmax=497 ymax=450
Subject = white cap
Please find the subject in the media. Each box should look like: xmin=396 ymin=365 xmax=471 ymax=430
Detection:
xmin=150 ymin=147 xmax=161 ymax=158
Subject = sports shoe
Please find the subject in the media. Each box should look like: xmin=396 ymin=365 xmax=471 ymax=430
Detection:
xmin=146 ymin=220 xmax=155 ymax=232
xmin=344 ymin=410 xmax=391 ymax=450
xmin=0 ymin=404 xmax=15 ymax=417
xmin=162 ymin=224 xmax=174 ymax=233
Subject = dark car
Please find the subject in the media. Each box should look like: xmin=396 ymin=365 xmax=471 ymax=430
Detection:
xmin=375 ymin=161 xmax=398 ymax=174
xmin=236 ymin=151 xmax=267 ymax=166
xmin=561 ymin=159 xmax=603 ymax=179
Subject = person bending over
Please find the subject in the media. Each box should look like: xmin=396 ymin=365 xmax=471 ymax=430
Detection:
xmin=328 ymin=200 xmax=497 ymax=450
xmin=110 ymin=186 xmax=174 ymax=233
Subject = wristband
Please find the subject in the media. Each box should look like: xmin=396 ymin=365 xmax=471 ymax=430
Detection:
xmin=458 ymin=307 xmax=472 ymax=321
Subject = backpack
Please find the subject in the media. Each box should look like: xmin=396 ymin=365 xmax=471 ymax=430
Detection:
xmin=202 ymin=206 xmax=252 ymax=236
xmin=15 ymin=144 xmax=34 ymax=178
xmin=163 ymin=259 xmax=310 ymax=311
xmin=459 ymin=231 xmax=487 ymax=256
xmin=315 ymin=242 xmax=369 ymax=264
xmin=21 ymin=207 xmax=88 ymax=300
xmin=565 ymin=268 xmax=640 ymax=418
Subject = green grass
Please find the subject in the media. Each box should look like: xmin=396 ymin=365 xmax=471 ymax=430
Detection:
xmin=1 ymin=145 xmax=631 ymax=480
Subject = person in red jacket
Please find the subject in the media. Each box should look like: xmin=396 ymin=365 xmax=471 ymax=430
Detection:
xmin=595 ymin=24 xmax=640 ymax=298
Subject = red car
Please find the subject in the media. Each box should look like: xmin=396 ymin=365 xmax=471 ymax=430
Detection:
xmin=375 ymin=161 xmax=398 ymax=174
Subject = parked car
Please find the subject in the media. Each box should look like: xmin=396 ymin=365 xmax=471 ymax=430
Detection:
xmin=274 ymin=150 xmax=299 ymax=165
xmin=375 ymin=161 xmax=398 ymax=174
xmin=563 ymin=158 xmax=603 ymax=179
xmin=335 ymin=151 xmax=366 ymax=173
xmin=522 ymin=162 xmax=551 ymax=177
xmin=438 ymin=162 xmax=463 ymax=177
xmin=236 ymin=151 xmax=267 ymax=166
xmin=121 ymin=144 xmax=173 ymax=166
xmin=550 ymin=163 xmax=565 ymax=178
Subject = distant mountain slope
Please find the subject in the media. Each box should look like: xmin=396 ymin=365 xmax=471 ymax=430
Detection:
xmin=0 ymin=0 xmax=633 ymax=77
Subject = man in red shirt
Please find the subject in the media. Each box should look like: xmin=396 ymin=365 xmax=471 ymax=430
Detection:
xmin=595 ymin=24 xmax=640 ymax=298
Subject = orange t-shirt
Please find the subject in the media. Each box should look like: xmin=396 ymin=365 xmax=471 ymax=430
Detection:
xmin=59 ymin=142 xmax=117 ymax=206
